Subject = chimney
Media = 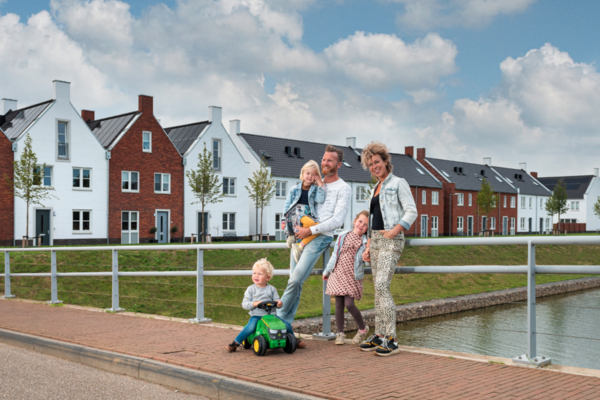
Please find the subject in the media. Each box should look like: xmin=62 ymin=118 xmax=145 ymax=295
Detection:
xmin=519 ymin=162 xmax=526 ymax=171
xmin=530 ymin=172 xmax=538 ymax=178
xmin=346 ymin=137 xmax=356 ymax=148
xmin=208 ymin=106 xmax=222 ymax=123
xmin=594 ymin=168 xmax=599 ymax=177
xmin=2 ymin=98 xmax=17 ymax=114
xmin=483 ymin=157 xmax=491 ymax=166
xmin=229 ymin=119 xmax=240 ymax=135
xmin=416 ymin=148 xmax=426 ymax=161
xmin=53 ymin=80 xmax=71 ymax=102
xmin=405 ymin=146 xmax=414 ymax=157
xmin=138 ymin=95 xmax=153 ymax=114
xmin=81 ymin=110 xmax=95 ymax=122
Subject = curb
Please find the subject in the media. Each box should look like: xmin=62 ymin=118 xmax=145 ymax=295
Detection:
xmin=0 ymin=328 xmax=322 ymax=400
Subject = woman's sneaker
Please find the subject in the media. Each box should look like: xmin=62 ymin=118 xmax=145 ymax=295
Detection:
xmin=359 ymin=334 xmax=383 ymax=351
xmin=352 ymin=325 xmax=369 ymax=345
xmin=292 ymin=243 xmax=303 ymax=263
xmin=286 ymin=235 xmax=295 ymax=249
xmin=335 ymin=332 xmax=345 ymax=345
xmin=375 ymin=337 xmax=399 ymax=357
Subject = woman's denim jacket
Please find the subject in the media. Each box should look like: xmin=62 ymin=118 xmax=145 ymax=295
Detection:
xmin=283 ymin=183 xmax=325 ymax=219
xmin=368 ymin=173 xmax=417 ymax=238
xmin=323 ymin=230 xmax=369 ymax=280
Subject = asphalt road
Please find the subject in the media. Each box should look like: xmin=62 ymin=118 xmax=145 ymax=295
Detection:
xmin=0 ymin=342 xmax=210 ymax=400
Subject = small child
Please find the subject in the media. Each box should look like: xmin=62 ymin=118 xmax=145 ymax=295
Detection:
xmin=282 ymin=160 xmax=324 ymax=263
xmin=323 ymin=210 xmax=370 ymax=345
xmin=225 ymin=258 xmax=294 ymax=352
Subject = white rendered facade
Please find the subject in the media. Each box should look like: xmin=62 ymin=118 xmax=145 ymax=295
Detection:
xmin=553 ymin=174 xmax=600 ymax=231
xmin=516 ymin=193 xmax=553 ymax=234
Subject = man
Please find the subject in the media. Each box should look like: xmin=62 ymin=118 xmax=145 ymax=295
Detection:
xmin=277 ymin=145 xmax=352 ymax=347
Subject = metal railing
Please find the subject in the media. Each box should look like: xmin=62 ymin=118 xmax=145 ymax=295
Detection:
xmin=2 ymin=236 xmax=600 ymax=367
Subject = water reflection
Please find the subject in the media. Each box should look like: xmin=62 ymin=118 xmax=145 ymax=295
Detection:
xmin=394 ymin=288 xmax=600 ymax=370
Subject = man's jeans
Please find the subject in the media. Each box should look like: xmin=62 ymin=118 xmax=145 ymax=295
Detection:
xmin=277 ymin=234 xmax=333 ymax=324
xmin=234 ymin=315 xmax=293 ymax=344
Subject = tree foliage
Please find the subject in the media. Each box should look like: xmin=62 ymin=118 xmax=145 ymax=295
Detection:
xmin=545 ymin=180 xmax=569 ymax=232
xmin=593 ymin=196 xmax=600 ymax=220
xmin=245 ymin=159 xmax=275 ymax=241
xmin=477 ymin=177 xmax=498 ymax=217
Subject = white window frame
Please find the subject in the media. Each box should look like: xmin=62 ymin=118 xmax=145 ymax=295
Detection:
xmin=457 ymin=217 xmax=464 ymax=233
xmin=546 ymin=218 xmax=550 ymax=233
xmin=521 ymin=197 xmax=526 ymax=209
xmin=275 ymin=213 xmax=283 ymax=232
xmin=520 ymin=217 xmax=526 ymax=229
xmin=356 ymin=186 xmax=368 ymax=202
xmin=510 ymin=218 xmax=516 ymax=235
xmin=431 ymin=216 xmax=438 ymax=237
xmin=122 ymin=171 xmax=140 ymax=193
xmin=529 ymin=197 xmax=532 ymax=209
xmin=276 ymin=180 xmax=287 ymax=198
xmin=72 ymin=167 xmax=92 ymax=190
xmin=223 ymin=212 xmax=236 ymax=232
xmin=121 ymin=211 xmax=139 ymax=244
xmin=422 ymin=190 xmax=426 ymax=205
xmin=540 ymin=198 xmax=543 ymax=210
xmin=34 ymin=166 xmax=53 ymax=187
xmin=154 ymin=173 xmax=171 ymax=194
xmin=143 ymin=131 xmax=152 ymax=153
xmin=457 ymin=193 xmax=464 ymax=206
xmin=432 ymin=191 xmax=439 ymax=205
xmin=511 ymin=197 xmax=516 ymax=208
xmin=468 ymin=193 xmax=472 ymax=206
xmin=490 ymin=217 xmax=496 ymax=230
xmin=72 ymin=210 xmax=92 ymax=233
xmin=504 ymin=196 xmax=507 ymax=208
xmin=223 ymin=177 xmax=236 ymax=196
xmin=56 ymin=120 xmax=70 ymax=161
xmin=212 ymin=139 xmax=221 ymax=171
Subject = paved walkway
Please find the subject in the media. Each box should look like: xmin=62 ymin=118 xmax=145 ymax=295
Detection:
xmin=1 ymin=300 xmax=600 ymax=400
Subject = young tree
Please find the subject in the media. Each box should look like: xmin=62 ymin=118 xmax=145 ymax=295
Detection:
xmin=186 ymin=143 xmax=223 ymax=243
xmin=545 ymin=180 xmax=569 ymax=233
xmin=477 ymin=177 xmax=498 ymax=234
xmin=3 ymin=133 xmax=57 ymax=244
xmin=593 ymin=196 xmax=600 ymax=221
xmin=245 ymin=159 xmax=275 ymax=241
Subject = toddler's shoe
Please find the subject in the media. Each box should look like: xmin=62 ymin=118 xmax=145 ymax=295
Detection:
xmin=286 ymin=235 xmax=295 ymax=249
xmin=292 ymin=243 xmax=303 ymax=263
xmin=225 ymin=341 xmax=240 ymax=353
xmin=375 ymin=337 xmax=400 ymax=357
xmin=359 ymin=334 xmax=383 ymax=351
xmin=352 ymin=325 xmax=369 ymax=345
xmin=335 ymin=332 xmax=345 ymax=345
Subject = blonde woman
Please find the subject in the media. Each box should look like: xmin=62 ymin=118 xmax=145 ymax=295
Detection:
xmin=359 ymin=142 xmax=417 ymax=357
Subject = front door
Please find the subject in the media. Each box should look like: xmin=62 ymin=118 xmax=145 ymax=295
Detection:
xmin=157 ymin=211 xmax=168 ymax=243
xmin=420 ymin=215 xmax=428 ymax=237
xmin=482 ymin=216 xmax=487 ymax=232
xmin=198 ymin=212 xmax=209 ymax=241
xmin=528 ymin=218 xmax=532 ymax=234
xmin=35 ymin=210 xmax=51 ymax=246
xmin=503 ymin=217 xmax=508 ymax=236
xmin=467 ymin=216 xmax=473 ymax=236
xmin=540 ymin=218 xmax=544 ymax=234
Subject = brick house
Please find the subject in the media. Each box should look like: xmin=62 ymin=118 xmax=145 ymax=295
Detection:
xmin=86 ymin=95 xmax=184 ymax=244
xmin=0 ymin=99 xmax=16 ymax=246
xmin=416 ymin=148 xmax=518 ymax=236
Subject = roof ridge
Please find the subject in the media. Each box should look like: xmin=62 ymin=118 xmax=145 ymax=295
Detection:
xmin=90 ymin=110 xmax=140 ymax=123
xmin=239 ymin=132 xmax=347 ymax=149
xmin=165 ymin=120 xmax=210 ymax=131
xmin=538 ymin=175 xmax=594 ymax=179
xmin=6 ymin=99 xmax=53 ymax=114
xmin=425 ymin=156 xmax=491 ymax=167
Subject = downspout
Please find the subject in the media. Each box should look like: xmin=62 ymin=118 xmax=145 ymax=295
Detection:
xmin=449 ymin=191 xmax=452 ymax=237
xmin=106 ymin=152 xmax=110 ymax=245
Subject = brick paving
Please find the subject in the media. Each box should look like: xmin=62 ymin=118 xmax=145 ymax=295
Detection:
xmin=1 ymin=300 xmax=600 ymax=400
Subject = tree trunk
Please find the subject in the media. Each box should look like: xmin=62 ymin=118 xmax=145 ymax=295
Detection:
xmin=25 ymin=200 xmax=30 ymax=247
xmin=259 ymin=207 xmax=264 ymax=242
xmin=201 ymin=203 xmax=205 ymax=244
xmin=558 ymin=211 xmax=561 ymax=234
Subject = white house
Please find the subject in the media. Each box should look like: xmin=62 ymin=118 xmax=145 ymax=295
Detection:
xmin=3 ymin=81 xmax=109 ymax=245
xmin=165 ymin=107 xmax=251 ymax=241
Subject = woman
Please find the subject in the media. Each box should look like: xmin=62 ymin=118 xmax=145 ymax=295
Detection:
xmin=359 ymin=142 xmax=417 ymax=357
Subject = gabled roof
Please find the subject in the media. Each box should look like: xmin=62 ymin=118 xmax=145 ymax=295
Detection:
xmin=536 ymin=175 xmax=594 ymax=200
xmin=164 ymin=120 xmax=211 ymax=156
xmin=0 ymin=100 xmax=53 ymax=140
xmin=490 ymin=166 xmax=551 ymax=196
xmin=87 ymin=111 xmax=140 ymax=149
xmin=425 ymin=157 xmax=517 ymax=193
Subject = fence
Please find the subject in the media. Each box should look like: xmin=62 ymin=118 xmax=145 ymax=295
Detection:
xmin=2 ymin=236 xmax=600 ymax=367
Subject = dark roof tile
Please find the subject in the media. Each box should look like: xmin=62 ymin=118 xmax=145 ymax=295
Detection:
xmin=164 ymin=121 xmax=211 ymax=156
xmin=489 ymin=166 xmax=552 ymax=196
xmin=537 ymin=175 xmax=594 ymax=199
xmin=425 ymin=157 xmax=517 ymax=193
xmin=0 ymin=100 xmax=54 ymax=140
xmin=87 ymin=111 xmax=140 ymax=149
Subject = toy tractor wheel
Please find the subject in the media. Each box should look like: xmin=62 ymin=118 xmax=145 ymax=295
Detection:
xmin=253 ymin=336 xmax=268 ymax=356
xmin=242 ymin=339 xmax=252 ymax=350
xmin=283 ymin=333 xmax=297 ymax=354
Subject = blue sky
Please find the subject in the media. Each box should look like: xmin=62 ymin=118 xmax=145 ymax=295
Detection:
xmin=1 ymin=0 xmax=599 ymax=175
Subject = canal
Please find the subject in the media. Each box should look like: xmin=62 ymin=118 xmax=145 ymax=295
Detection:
xmin=395 ymin=287 xmax=600 ymax=370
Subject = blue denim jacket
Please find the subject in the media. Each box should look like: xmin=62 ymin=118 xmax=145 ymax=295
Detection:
xmin=282 ymin=183 xmax=325 ymax=219
xmin=323 ymin=230 xmax=369 ymax=280
xmin=368 ymin=173 xmax=417 ymax=238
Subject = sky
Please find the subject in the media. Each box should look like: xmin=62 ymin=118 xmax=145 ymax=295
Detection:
xmin=0 ymin=0 xmax=599 ymax=176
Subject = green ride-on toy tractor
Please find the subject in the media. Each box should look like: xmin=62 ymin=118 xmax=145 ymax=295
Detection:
xmin=242 ymin=301 xmax=297 ymax=356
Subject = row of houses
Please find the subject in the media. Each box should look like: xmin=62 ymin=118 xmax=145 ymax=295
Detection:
xmin=1 ymin=81 xmax=599 ymax=246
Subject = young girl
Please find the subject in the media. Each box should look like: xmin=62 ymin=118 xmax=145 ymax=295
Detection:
xmin=323 ymin=210 xmax=370 ymax=345
xmin=282 ymin=160 xmax=324 ymax=263
xmin=225 ymin=258 xmax=294 ymax=352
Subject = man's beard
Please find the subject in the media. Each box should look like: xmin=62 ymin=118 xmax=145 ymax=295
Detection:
xmin=322 ymin=164 xmax=338 ymax=176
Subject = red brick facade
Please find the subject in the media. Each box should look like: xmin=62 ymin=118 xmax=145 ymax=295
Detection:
xmin=0 ymin=134 xmax=14 ymax=246
xmin=406 ymin=186 xmax=446 ymax=237
xmin=105 ymin=96 xmax=184 ymax=244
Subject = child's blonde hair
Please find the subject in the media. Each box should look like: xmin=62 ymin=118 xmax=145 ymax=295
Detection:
xmin=299 ymin=160 xmax=322 ymax=182
xmin=354 ymin=210 xmax=369 ymax=223
xmin=253 ymin=258 xmax=274 ymax=280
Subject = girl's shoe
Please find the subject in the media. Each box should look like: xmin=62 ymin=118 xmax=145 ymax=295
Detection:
xmin=335 ymin=333 xmax=346 ymax=345
xmin=292 ymin=243 xmax=303 ymax=263
xmin=286 ymin=235 xmax=295 ymax=249
xmin=352 ymin=325 xmax=369 ymax=345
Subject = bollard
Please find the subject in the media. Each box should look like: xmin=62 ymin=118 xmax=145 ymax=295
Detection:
xmin=106 ymin=249 xmax=124 ymax=312
xmin=190 ymin=248 xmax=212 ymax=324
xmin=313 ymin=249 xmax=336 ymax=341
xmin=47 ymin=250 xmax=62 ymax=304
xmin=2 ymin=251 xmax=15 ymax=298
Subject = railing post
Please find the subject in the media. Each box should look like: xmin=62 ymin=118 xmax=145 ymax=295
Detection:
xmin=2 ymin=251 xmax=15 ymax=298
xmin=513 ymin=241 xmax=551 ymax=367
xmin=47 ymin=250 xmax=62 ymax=304
xmin=312 ymin=248 xmax=335 ymax=341
xmin=190 ymin=248 xmax=212 ymax=324
xmin=107 ymin=249 xmax=124 ymax=312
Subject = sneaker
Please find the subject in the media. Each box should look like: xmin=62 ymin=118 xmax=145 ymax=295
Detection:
xmin=375 ymin=337 xmax=400 ymax=357
xmin=286 ymin=235 xmax=295 ymax=249
xmin=335 ymin=333 xmax=345 ymax=345
xmin=352 ymin=325 xmax=369 ymax=345
xmin=292 ymin=243 xmax=303 ymax=263
xmin=359 ymin=334 xmax=383 ymax=352
xmin=225 ymin=341 xmax=240 ymax=353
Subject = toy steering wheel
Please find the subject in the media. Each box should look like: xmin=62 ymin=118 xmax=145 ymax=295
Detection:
xmin=257 ymin=301 xmax=277 ymax=309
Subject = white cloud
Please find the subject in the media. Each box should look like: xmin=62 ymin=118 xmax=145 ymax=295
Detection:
xmin=394 ymin=0 xmax=536 ymax=30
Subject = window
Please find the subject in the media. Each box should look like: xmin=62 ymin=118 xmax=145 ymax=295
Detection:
xmin=468 ymin=193 xmax=472 ymax=206
xmin=529 ymin=197 xmax=532 ymax=209
xmin=510 ymin=218 xmax=515 ymax=235
xmin=34 ymin=166 xmax=52 ymax=186
xmin=457 ymin=193 xmax=464 ymax=206
xmin=223 ymin=213 xmax=235 ymax=231
xmin=356 ymin=186 xmax=368 ymax=201
xmin=72 ymin=168 xmax=91 ymax=189
xmin=57 ymin=121 xmax=69 ymax=160
xmin=431 ymin=216 xmax=438 ymax=237
xmin=213 ymin=139 xmax=221 ymax=170
xmin=432 ymin=191 xmax=439 ymax=205
xmin=422 ymin=190 xmax=426 ymax=205
xmin=143 ymin=131 xmax=152 ymax=152
xmin=122 ymin=171 xmax=139 ymax=192
xmin=571 ymin=201 xmax=580 ymax=211
xmin=223 ymin=177 xmax=236 ymax=196
xmin=276 ymin=180 xmax=287 ymax=198
xmin=520 ymin=218 xmax=526 ymax=229
xmin=504 ymin=196 xmax=507 ymax=208
xmin=490 ymin=217 xmax=496 ymax=230
xmin=121 ymin=211 xmax=139 ymax=244
xmin=457 ymin=217 xmax=464 ymax=232
xmin=73 ymin=210 xmax=91 ymax=232
xmin=511 ymin=197 xmax=516 ymax=208
xmin=154 ymin=173 xmax=170 ymax=193
xmin=546 ymin=218 xmax=550 ymax=232
xmin=275 ymin=214 xmax=283 ymax=231
xmin=521 ymin=197 xmax=526 ymax=209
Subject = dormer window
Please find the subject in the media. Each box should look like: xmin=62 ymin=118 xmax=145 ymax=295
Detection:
xmin=57 ymin=121 xmax=69 ymax=160
xmin=143 ymin=131 xmax=152 ymax=152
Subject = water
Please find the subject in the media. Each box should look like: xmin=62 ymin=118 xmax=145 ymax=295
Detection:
xmin=394 ymin=287 xmax=600 ymax=370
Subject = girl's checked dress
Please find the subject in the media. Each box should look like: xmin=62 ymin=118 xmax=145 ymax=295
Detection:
xmin=325 ymin=231 xmax=364 ymax=300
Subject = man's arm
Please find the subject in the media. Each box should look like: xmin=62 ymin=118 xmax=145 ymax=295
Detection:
xmin=310 ymin=184 xmax=351 ymax=235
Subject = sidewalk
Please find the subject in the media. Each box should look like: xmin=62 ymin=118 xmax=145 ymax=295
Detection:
xmin=1 ymin=300 xmax=600 ymax=400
